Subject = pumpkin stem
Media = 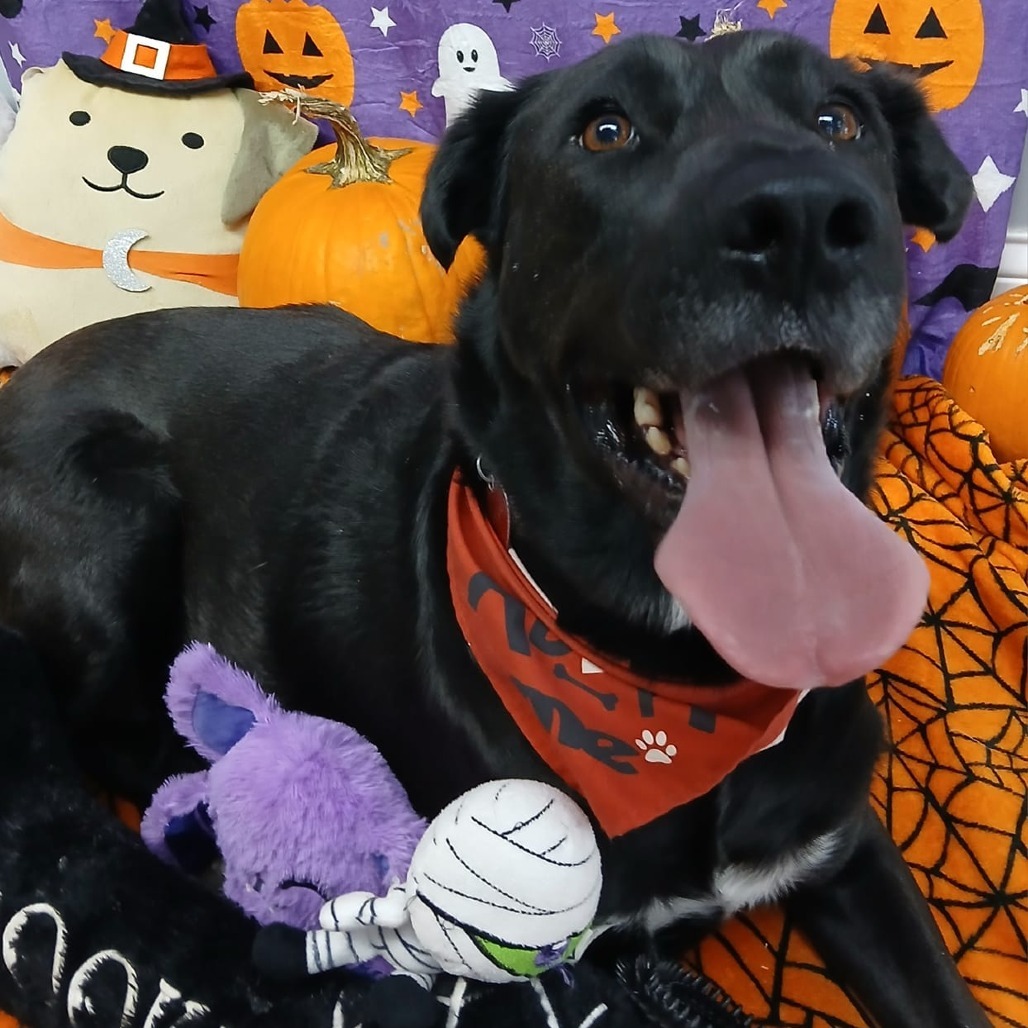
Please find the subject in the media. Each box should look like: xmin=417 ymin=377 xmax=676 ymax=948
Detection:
xmin=258 ymin=89 xmax=412 ymax=187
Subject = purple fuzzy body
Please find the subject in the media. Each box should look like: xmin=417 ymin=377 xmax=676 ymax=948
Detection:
xmin=213 ymin=712 xmax=425 ymax=927
xmin=142 ymin=644 xmax=427 ymax=930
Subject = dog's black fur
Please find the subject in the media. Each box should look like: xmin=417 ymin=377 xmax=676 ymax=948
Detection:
xmin=0 ymin=30 xmax=990 ymax=1028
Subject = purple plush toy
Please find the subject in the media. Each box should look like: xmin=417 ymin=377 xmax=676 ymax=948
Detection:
xmin=141 ymin=643 xmax=427 ymax=932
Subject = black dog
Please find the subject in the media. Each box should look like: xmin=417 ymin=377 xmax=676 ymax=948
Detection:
xmin=0 ymin=30 xmax=988 ymax=1028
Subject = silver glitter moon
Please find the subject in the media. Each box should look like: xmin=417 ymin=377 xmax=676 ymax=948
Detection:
xmin=102 ymin=229 xmax=151 ymax=292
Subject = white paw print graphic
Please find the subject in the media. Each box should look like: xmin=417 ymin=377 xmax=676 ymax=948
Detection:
xmin=635 ymin=729 xmax=677 ymax=764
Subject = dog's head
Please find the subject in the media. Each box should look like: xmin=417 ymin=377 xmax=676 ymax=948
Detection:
xmin=0 ymin=60 xmax=313 ymax=251
xmin=422 ymin=31 xmax=972 ymax=691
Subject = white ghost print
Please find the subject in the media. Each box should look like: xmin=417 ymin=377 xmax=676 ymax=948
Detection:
xmin=432 ymin=23 xmax=513 ymax=127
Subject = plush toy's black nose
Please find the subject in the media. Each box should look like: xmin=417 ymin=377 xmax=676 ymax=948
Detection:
xmin=717 ymin=168 xmax=877 ymax=287
xmin=107 ymin=146 xmax=149 ymax=176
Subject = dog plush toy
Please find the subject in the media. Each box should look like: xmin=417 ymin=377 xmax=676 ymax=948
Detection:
xmin=0 ymin=0 xmax=315 ymax=366
xmin=140 ymin=642 xmax=427 ymax=933
xmin=254 ymin=778 xmax=603 ymax=1028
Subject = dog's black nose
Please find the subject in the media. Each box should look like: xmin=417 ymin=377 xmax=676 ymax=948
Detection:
xmin=107 ymin=146 xmax=149 ymax=176
xmin=719 ymin=173 xmax=875 ymax=283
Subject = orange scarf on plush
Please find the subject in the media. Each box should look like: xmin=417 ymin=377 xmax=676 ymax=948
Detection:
xmin=0 ymin=212 xmax=239 ymax=296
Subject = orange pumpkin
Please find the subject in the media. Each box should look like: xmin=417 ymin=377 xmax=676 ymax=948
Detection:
xmin=238 ymin=95 xmax=483 ymax=343
xmin=941 ymin=286 xmax=1028 ymax=462
xmin=829 ymin=0 xmax=984 ymax=111
xmin=235 ymin=0 xmax=355 ymax=107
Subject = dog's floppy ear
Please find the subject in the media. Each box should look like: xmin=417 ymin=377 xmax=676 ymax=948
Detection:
xmin=864 ymin=66 xmax=973 ymax=242
xmin=221 ymin=89 xmax=318 ymax=226
xmin=421 ymin=82 xmax=539 ymax=269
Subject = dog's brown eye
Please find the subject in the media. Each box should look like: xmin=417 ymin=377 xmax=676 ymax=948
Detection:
xmin=816 ymin=103 xmax=862 ymax=143
xmin=581 ymin=113 xmax=634 ymax=152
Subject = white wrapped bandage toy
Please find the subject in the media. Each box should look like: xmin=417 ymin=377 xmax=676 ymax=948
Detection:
xmin=256 ymin=779 xmax=603 ymax=996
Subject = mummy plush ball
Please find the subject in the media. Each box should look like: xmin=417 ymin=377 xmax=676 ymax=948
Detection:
xmin=254 ymin=779 xmax=602 ymax=999
xmin=405 ymin=778 xmax=602 ymax=982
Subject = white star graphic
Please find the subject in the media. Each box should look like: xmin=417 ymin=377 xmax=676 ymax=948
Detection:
xmin=972 ymin=155 xmax=1016 ymax=213
xmin=370 ymin=6 xmax=396 ymax=37
xmin=9 ymin=42 xmax=25 ymax=67
xmin=1015 ymin=88 xmax=1028 ymax=117
xmin=530 ymin=24 xmax=562 ymax=61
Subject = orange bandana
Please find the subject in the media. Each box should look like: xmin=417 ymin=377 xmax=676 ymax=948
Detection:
xmin=447 ymin=472 xmax=803 ymax=838
xmin=0 ymin=213 xmax=239 ymax=296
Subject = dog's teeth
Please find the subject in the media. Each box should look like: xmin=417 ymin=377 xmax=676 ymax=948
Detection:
xmin=671 ymin=456 xmax=691 ymax=479
xmin=633 ymin=387 xmax=663 ymax=428
xmin=644 ymin=426 xmax=672 ymax=456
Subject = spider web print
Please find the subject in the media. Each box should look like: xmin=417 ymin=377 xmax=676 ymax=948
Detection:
xmin=687 ymin=377 xmax=1028 ymax=1028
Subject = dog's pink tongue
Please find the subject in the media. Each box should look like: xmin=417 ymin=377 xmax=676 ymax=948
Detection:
xmin=655 ymin=359 xmax=928 ymax=690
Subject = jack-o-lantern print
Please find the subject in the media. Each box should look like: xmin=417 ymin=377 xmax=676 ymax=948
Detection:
xmin=235 ymin=0 xmax=355 ymax=106
xmin=830 ymin=0 xmax=984 ymax=111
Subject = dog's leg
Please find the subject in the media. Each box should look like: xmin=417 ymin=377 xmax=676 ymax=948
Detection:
xmin=0 ymin=410 xmax=190 ymax=803
xmin=785 ymin=807 xmax=990 ymax=1028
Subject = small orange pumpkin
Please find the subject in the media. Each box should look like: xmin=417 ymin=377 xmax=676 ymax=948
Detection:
xmin=829 ymin=0 xmax=984 ymax=111
xmin=238 ymin=94 xmax=483 ymax=343
xmin=941 ymin=285 xmax=1028 ymax=461
xmin=235 ymin=0 xmax=355 ymax=107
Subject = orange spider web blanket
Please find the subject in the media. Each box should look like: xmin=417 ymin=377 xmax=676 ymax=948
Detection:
xmin=687 ymin=375 xmax=1028 ymax=1027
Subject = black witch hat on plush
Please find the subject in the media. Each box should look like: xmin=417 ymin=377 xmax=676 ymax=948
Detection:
xmin=63 ymin=0 xmax=251 ymax=95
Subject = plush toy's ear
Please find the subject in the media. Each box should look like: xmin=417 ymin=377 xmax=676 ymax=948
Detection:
xmin=165 ymin=642 xmax=280 ymax=762
xmin=15 ymin=65 xmax=43 ymax=87
xmin=863 ymin=65 xmax=973 ymax=243
xmin=221 ymin=89 xmax=317 ymax=226
xmin=140 ymin=771 xmax=220 ymax=875
xmin=3 ymin=65 xmax=43 ymax=119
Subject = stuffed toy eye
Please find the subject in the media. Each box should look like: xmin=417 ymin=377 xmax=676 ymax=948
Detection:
xmin=466 ymin=929 xmax=586 ymax=978
xmin=280 ymin=877 xmax=329 ymax=899
xmin=181 ymin=132 xmax=205 ymax=150
xmin=69 ymin=110 xmax=91 ymax=126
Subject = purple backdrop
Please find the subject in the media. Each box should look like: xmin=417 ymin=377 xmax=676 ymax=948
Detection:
xmin=1 ymin=0 xmax=1025 ymax=378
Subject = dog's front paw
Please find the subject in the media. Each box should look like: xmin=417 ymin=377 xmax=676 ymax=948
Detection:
xmin=252 ymin=923 xmax=310 ymax=981
xmin=618 ymin=956 xmax=753 ymax=1027
xmin=365 ymin=976 xmax=441 ymax=1028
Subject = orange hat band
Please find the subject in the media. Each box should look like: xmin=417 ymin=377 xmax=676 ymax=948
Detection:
xmin=100 ymin=29 xmax=218 ymax=82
